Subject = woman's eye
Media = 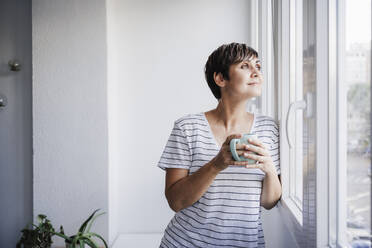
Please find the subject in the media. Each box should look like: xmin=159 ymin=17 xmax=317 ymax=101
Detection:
xmin=242 ymin=63 xmax=261 ymax=71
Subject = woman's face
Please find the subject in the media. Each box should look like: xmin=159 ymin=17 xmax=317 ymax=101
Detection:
xmin=224 ymin=57 xmax=263 ymax=99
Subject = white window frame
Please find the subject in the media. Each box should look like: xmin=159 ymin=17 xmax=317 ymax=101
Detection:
xmin=329 ymin=0 xmax=348 ymax=246
xmin=253 ymin=0 xmax=349 ymax=247
xmin=276 ymin=0 xmax=304 ymax=227
xmin=288 ymin=0 xmax=304 ymax=219
xmin=255 ymin=0 xmax=304 ymax=240
xmin=317 ymin=0 xmax=348 ymax=246
xmin=247 ymin=0 xmax=260 ymax=114
xmin=255 ymin=0 xmax=275 ymax=117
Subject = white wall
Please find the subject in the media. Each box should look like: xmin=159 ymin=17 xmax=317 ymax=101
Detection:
xmin=32 ymin=1 xmax=108 ymax=247
xmin=107 ymin=0 xmax=296 ymax=247
xmin=32 ymin=0 xmax=297 ymax=247
xmin=107 ymin=0 xmax=251 ymax=236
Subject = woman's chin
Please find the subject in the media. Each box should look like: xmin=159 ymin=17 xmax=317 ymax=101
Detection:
xmin=246 ymin=90 xmax=262 ymax=98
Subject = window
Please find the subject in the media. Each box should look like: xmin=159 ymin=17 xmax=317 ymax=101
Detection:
xmin=345 ymin=0 xmax=371 ymax=245
xmin=276 ymin=0 xmax=305 ymax=227
xmin=255 ymin=0 xmax=371 ymax=246
xmin=288 ymin=0 xmax=304 ymax=216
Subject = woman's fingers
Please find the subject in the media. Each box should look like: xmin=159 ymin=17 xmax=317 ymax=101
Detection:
xmin=236 ymin=143 xmax=266 ymax=154
xmin=245 ymin=153 xmax=269 ymax=164
xmin=235 ymin=143 xmax=247 ymax=150
xmin=247 ymin=138 xmax=268 ymax=150
xmin=229 ymin=160 xmax=258 ymax=167
xmin=244 ymin=163 xmax=261 ymax=169
xmin=230 ymin=161 xmax=250 ymax=166
xmin=217 ymin=135 xmax=268 ymax=170
xmin=241 ymin=144 xmax=269 ymax=156
xmin=236 ymin=150 xmax=256 ymax=156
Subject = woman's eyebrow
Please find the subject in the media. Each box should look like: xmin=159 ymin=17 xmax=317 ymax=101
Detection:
xmin=245 ymin=59 xmax=260 ymax=64
xmin=242 ymin=59 xmax=261 ymax=65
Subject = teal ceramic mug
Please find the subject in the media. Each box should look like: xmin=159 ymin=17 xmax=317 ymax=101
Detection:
xmin=229 ymin=133 xmax=258 ymax=163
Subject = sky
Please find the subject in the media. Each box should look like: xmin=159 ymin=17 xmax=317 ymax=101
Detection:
xmin=346 ymin=0 xmax=371 ymax=49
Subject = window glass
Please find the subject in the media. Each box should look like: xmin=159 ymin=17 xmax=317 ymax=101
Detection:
xmin=345 ymin=0 xmax=371 ymax=245
xmin=289 ymin=0 xmax=303 ymax=210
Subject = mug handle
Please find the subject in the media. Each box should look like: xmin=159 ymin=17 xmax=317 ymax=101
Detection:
xmin=230 ymin=138 xmax=241 ymax=161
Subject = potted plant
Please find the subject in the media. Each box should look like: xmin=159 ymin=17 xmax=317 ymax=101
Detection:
xmin=16 ymin=214 xmax=55 ymax=248
xmin=53 ymin=209 xmax=108 ymax=248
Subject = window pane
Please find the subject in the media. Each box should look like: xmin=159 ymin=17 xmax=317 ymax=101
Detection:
xmin=346 ymin=0 xmax=371 ymax=246
xmin=295 ymin=0 xmax=303 ymax=207
xmin=289 ymin=0 xmax=303 ymax=210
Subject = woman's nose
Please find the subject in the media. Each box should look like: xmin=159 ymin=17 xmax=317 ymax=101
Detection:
xmin=251 ymin=68 xmax=259 ymax=78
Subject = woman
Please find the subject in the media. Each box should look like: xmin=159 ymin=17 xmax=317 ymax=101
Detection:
xmin=157 ymin=42 xmax=282 ymax=248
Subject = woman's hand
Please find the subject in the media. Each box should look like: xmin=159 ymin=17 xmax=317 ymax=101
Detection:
xmin=211 ymin=134 xmax=257 ymax=172
xmin=242 ymin=138 xmax=277 ymax=175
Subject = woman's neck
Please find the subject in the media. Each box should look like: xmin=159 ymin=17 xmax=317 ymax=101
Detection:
xmin=211 ymin=98 xmax=251 ymax=130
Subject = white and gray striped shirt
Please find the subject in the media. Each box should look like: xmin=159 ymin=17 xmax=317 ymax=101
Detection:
xmin=157 ymin=112 xmax=280 ymax=248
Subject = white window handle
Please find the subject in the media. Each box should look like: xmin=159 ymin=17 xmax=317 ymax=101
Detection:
xmin=285 ymin=92 xmax=314 ymax=148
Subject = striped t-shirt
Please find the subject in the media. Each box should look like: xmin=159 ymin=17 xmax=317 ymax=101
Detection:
xmin=157 ymin=112 xmax=280 ymax=248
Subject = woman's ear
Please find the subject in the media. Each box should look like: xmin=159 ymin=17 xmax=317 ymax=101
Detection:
xmin=213 ymin=72 xmax=226 ymax=88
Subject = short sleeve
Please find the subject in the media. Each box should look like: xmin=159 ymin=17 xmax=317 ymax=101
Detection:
xmin=157 ymin=121 xmax=192 ymax=170
xmin=271 ymin=119 xmax=280 ymax=175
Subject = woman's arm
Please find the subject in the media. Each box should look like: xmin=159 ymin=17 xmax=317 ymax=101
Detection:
xmin=242 ymin=138 xmax=282 ymax=210
xmin=165 ymin=161 xmax=219 ymax=212
xmin=260 ymin=173 xmax=282 ymax=209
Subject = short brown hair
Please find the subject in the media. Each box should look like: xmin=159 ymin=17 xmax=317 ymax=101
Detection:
xmin=204 ymin=42 xmax=259 ymax=99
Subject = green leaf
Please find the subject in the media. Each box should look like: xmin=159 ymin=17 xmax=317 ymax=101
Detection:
xmin=86 ymin=233 xmax=108 ymax=248
xmin=78 ymin=209 xmax=100 ymax=233
xmin=37 ymin=214 xmax=46 ymax=223
xmin=81 ymin=237 xmax=99 ymax=248
xmin=72 ymin=233 xmax=81 ymax=247
xmin=86 ymin=212 xmax=106 ymax=233
xmin=52 ymin=231 xmax=70 ymax=240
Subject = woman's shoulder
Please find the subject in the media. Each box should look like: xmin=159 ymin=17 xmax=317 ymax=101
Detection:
xmin=173 ymin=112 xmax=206 ymax=128
xmin=253 ymin=113 xmax=279 ymax=146
xmin=254 ymin=113 xmax=279 ymax=138
xmin=255 ymin=113 xmax=279 ymax=127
